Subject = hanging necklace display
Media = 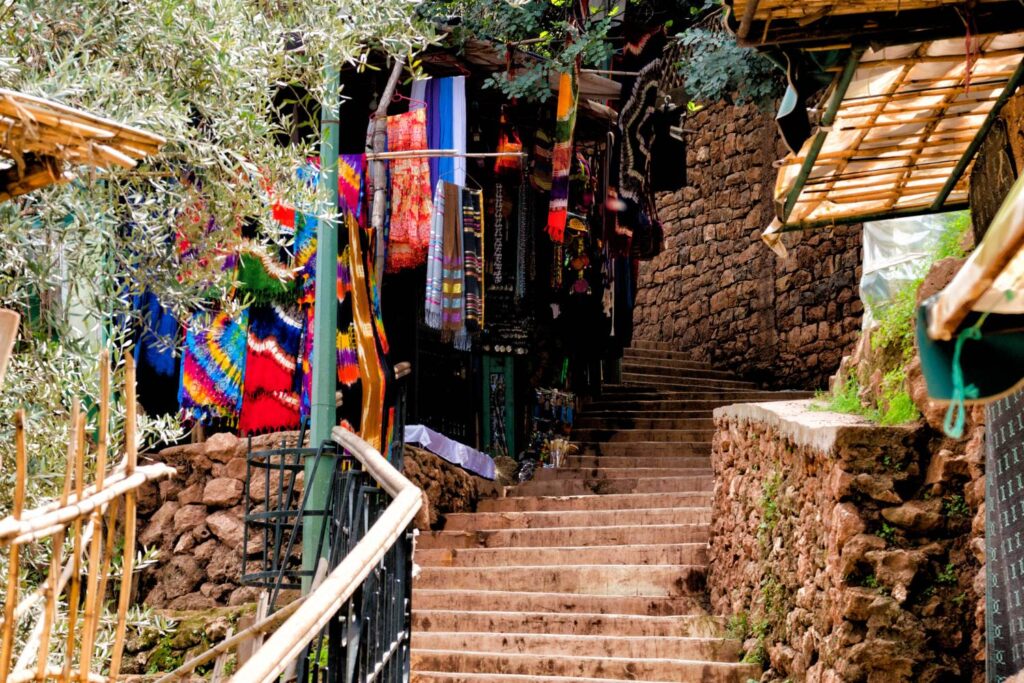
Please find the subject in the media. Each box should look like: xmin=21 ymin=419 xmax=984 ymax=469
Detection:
xmin=515 ymin=176 xmax=529 ymax=303
xmin=492 ymin=182 xmax=505 ymax=285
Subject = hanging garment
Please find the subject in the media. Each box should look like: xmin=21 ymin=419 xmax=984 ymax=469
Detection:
xmin=531 ymin=130 xmax=553 ymax=192
xmin=179 ymin=309 xmax=249 ymax=425
xmin=462 ymin=187 xmax=485 ymax=334
xmin=133 ymin=291 xmax=181 ymax=417
xmin=619 ymin=58 xmax=660 ymax=205
xmin=237 ymin=244 xmax=296 ymax=302
xmin=294 ymin=212 xmax=318 ymax=304
xmin=547 ymin=68 xmax=579 ymax=243
xmin=425 ymin=181 xmax=446 ymax=330
xmin=238 ymin=304 xmax=303 ymax=435
xmin=339 ymin=154 xmax=365 ymax=217
xmin=441 ymin=181 xmax=465 ymax=343
xmin=386 ymin=109 xmax=433 ymax=271
xmin=495 ymin=110 xmax=523 ymax=177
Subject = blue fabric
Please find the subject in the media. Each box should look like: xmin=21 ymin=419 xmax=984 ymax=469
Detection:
xmin=437 ymin=78 xmax=456 ymax=185
xmin=427 ymin=79 xmax=443 ymax=189
xmin=133 ymin=291 xmax=179 ymax=378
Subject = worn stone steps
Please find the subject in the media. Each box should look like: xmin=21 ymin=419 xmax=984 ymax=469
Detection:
xmin=411 ymin=674 xmax=703 ymax=683
xmin=576 ymin=410 xmax=711 ymax=420
xmin=630 ymin=340 xmax=681 ymax=352
xmin=570 ymin=428 xmax=715 ymax=443
xmin=477 ymin=491 xmax=712 ymax=513
xmin=573 ymin=417 xmax=715 ymax=430
xmin=410 ymin=650 xmax=759 ymax=682
xmin=412 ymin=610 xmax=727 ymax=638
xmin=417 ymin=543 xmax=709 ymax=567
xmin=620 ymin=364 xmax=743 ymax=382
xmin=573 ymin=441 xmax=711 ymax=457
xmin=620 ymin=375 xmax=757 ymax=391
xmin=412 ymin=590 xmax=706 ymax=616
xmin=562 ymin=455 xmax=710 ymax=469
xmin=442 ymin=506 xmax=712 ymax=531
xmin=622 ymin=349 xmax=714 ymax=368
xmin=411 ymin=632 xmax=740 ymax=662
xmin=510 ymin=475 xmax=714 ymax=497
xmin=531 ymin=466 xmax=711 ymax=481
xmin=416 ymin=564 xmax=706 ymax=596
xmin=419 ymin=524 xmax=709 ymax=550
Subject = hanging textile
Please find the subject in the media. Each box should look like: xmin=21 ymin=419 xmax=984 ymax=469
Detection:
xmin=294 ymin=212 xmax=318 ymax=304
xmin=547 ymin=67 xmax=580 ymax=243
xmin=411 ymin=76 xmax=467 ymax=189
xmin=179 ymin=309 xmax=249 ymax=425
xmin=386 ymin=109 xmax=433 ymax=271
xmin=495 ymin=109 xmax=523 ymax=176
xmin=619 ymin=57 xmax=660 ymax=205
xmin=340 ymin=154 xmax=364 ymax=217
xmin=425 ymin=181 xmax=446 ymax=329
xmin=237 ymin=245 xmax=296 ymax=302
xmin=238 ymin=304 xmax=303 ymax=435
xmin=462 ymin=187 xmax=485 ymax=334
xmin=515 ymin=178 xmax=530 ymax=302
xmin=531 ymin=130 xmax=553 ymax=192
xmin=133 ymin=291 xmax=181 ymax=417
xmin=441 ymin=181 xmax=465 ymax=343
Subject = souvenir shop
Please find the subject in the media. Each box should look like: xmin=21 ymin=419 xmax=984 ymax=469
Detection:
xmin=131 ymin=31 xmax=685 ymax=467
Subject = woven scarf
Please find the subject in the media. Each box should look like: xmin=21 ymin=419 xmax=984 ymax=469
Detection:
xmin=387 ymin=109 xmax=433 ymax=271
xmin=424 ymin=181 xmax=446 ymax=329
xmin=179 ymin=309 xmax=249 ymax=425
xmin=441 ymin=181 xmax=465 ymax=342
xmin=462 ymin=187 xmax=484 ymax=335
xmin=238 ymin=304 xmax=303 ymax=435
xmin=547 ymin=67 xmax=579 ymax=243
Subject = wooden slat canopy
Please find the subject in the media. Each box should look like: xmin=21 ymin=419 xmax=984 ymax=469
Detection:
xmin=771 ymin=32 xmax=1024 ymax=236
xmin=0 ymin=89 xmax=165 ymax=202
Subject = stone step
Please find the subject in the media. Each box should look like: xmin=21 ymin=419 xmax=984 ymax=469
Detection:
xmin=571 ymin=428 xmax=715 ymax=443
xmin=573 ymin=417 xmax=716 ymax=430
xmin=412 ymin=589 xmax=706 ymax=616
xmin=623 ymin=347 xmax=705 ymax=363
xmin=531 ymin=466 xmax=711 ymax=481
xmin=416 ymin=543 xmax=709 ymax=567
xmin=574 ymin=441 xmax=711 ymax=457
xmin=620 ymin=363 xmax=742 ymax=382
xmin=563 ymin=455 xmax=711 ymax=469
xmin=410 ymin=650 xmax=759 ymax=682
xmin=620 ymin=374 xmax=757 ymax=390
xmin=578 ymin=410 xmax=712 ymax=420
xmin=411 ymin=610 xmax=727 ymax=638
xmin=629 ymin=340 xmax=680 ymax=352
xmin=477 ymin=491 xmax=712 ymax=514
xmin=443 ymin=506 xmax=711 ymax=531
xmin=411 ymin=632 xmax=740 ymax=662
xmin=510 ymin=475 xmax=714 ymax=497
xmin=411 ymin=674 xmax=697 ymax=683
xmin=416 ymin=564 xmax=706 ymax=596
xmin=422 ymin=524 xmax=710 ymax=549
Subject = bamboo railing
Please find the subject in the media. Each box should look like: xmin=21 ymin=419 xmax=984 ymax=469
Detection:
xmin=0 ymin=353 xmax=175 ymax=683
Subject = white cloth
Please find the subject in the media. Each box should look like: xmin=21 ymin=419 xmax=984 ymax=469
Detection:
xmin=405 ymin=424 xmax=495 ymax=480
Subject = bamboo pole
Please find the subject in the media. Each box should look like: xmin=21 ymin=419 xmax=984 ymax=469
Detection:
xmin=79 ymin=352 xmax=110 ymax=681
xmin=0 ymin=89 xmax=166 ymax=147
xmin=369 ymin=57 xmax=406 ymax=281
xmin=0 ymin=411 xmax=27 ymax=683
xmin=364 ymin=149 xmax=526 ymax=161
xmin=62 ymin=413 xmax=88 ymax=681
xmin=8 ymin=667 xmax=105 ymax=683
xmin=107 ymin=355 xmax=138 ymax=680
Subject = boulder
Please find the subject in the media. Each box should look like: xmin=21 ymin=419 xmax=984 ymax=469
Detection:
xmin=139 ymin=501 xmax=180 ymax=547
xmin=203 ymin=478 xmax=244 ymax=507
xmin=881 ymin=499 xmax=944 ymax=533
xmin=207 ymin=510 xmax=245 ymax=549
xmin=173 ymin=504 xmax=207 ymax=535
xmin=204 ymin=432 xmax=244 ymax=463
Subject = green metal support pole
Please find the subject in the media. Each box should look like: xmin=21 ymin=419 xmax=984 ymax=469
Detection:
xmin=303 ymin=63 xmax=341 ymax=591
xmin=781 ymin=47 xmax=865 ymax=222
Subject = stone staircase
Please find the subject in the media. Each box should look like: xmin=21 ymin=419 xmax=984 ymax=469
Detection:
xmin=409 ymin=340 xmax=809 ymax=682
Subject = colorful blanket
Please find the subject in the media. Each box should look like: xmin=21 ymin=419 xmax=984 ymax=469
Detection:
xmin=237 ymin=245 xmax=296 ymax=302
xmin=425 ymin=181 xmax=446 ymax=330
xmin=238 ymin=304 xmax=303 ymax=435
xmin=179 ymin=309 xmax=249 ymax=424
xmin=546 ymin=68 xmax=579 ymax=243
xmin=441 ymin=181 xmax=465 ymax=343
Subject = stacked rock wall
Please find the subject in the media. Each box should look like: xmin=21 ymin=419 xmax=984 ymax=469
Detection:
xmin=709 ymin=400 xmax=985 ymax=682
xmin=136 ymin=433 xmax=494 ymax=610
xmin=633 ymin=102 xmax=863 ymax=390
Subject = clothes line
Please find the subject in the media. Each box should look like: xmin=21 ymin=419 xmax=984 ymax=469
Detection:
xmin=364 ymin=149 xmax=527 ymax=161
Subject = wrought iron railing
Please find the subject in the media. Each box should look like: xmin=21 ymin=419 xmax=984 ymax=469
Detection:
xmin=157 ymin=426 xmax=422 ymax=683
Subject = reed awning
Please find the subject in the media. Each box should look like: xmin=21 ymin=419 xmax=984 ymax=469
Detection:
xmin=0 ymin=89 xmax=166 ymax=203
xmin=763 ymin=32 xmax=1024 ymax=252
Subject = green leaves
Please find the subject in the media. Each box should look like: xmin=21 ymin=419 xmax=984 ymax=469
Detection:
xmin=674 ymin=26 xmax=784 ymax=108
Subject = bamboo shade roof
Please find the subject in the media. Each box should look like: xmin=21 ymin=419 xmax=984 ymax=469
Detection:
xmin=772 ymin=32 xmax=1024 ymax=234
xmin=732 ymin=0 xmax=1001 ymax=23
xmin=0 ymin=89 xmax=165 ymax=202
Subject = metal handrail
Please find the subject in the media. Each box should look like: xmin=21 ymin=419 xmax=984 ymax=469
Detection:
xmin=227 ymin=427 xmax=422 ymax=683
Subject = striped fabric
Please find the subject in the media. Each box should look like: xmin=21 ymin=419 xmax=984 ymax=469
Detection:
xmin=425 ymin=181 xmax=446 ymax=329
xmin=546 ymin=68 xmax=579 ymax=243
xmin=462 ymin=187 xmax=484 ymax=335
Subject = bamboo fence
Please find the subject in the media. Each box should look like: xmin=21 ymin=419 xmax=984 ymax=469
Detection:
xmin=0 ymin=352 xmax=175 ymax=683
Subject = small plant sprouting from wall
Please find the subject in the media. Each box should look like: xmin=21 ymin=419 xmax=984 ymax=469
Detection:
xmin=757 ymin=470 xmax=783 ymax=546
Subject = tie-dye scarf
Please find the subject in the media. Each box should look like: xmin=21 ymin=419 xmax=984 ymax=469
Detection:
xmin=547 ymin=68 xmax=579 ymax=243
xmin=386 ymin=109 xmax=433 ymax=271
xmin=238 ymin=304 xmax=303 ymax=435
xmin=179 ymin=309 xmax=249 ymax=424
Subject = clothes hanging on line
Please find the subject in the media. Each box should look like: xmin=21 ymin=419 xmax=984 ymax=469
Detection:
xmin=133 ymin=291 xmax=181 ymax=417
xmin=238 ymin=303 xmax=303 ymax=435
xmin=547 ymin=67 xmax=580 ymax=243
xmin=462 ymin=187 xmax=485 ymax=334
xmin=179 ymin=308 xmax=249 ymax=425
xmin=386 ymin=109 xmax=433 ymax=271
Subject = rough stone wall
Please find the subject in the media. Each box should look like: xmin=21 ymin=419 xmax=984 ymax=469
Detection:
xmin=633 ymin=103 xmax=863 ymax=390
xmin=709 ymin=400 xmax=985 ymax=682
xmin=137 ymin=433 xmax=492 ymax=609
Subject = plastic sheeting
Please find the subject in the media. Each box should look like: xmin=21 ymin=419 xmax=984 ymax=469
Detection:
xmin=405 ymin=424 xmax=496 ymax=480
xmin=860 ymin=212 xmax=965 ymax=328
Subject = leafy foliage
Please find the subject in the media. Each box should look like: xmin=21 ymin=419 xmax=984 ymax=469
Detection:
xmin=675 ymin=25 xmax=783 ymax=108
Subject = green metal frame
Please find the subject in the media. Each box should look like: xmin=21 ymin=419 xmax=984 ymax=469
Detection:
xmin=780 ymin=47 xmax=865 ymax=222
xmin=303 ymin=63 xmax=341 ymax=591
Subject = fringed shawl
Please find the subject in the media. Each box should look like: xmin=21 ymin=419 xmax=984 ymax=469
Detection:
xmin=179 ymin=309 xmax=249 ymax=425
xmin=425 ymin=181 xmax=446 ymax=329
xmin=238 ymin=304 xmax=303 ymax=435
xmin=440 ymin=181 xmax=465 ymax=344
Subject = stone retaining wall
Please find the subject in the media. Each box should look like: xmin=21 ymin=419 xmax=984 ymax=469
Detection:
xmin=136 ymin=433 xmax=493 ymax=610
xmin=709 ymin=400 xmax=985 ymax=682
xmin=633 ymin=102 xmax=863 ymax=390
